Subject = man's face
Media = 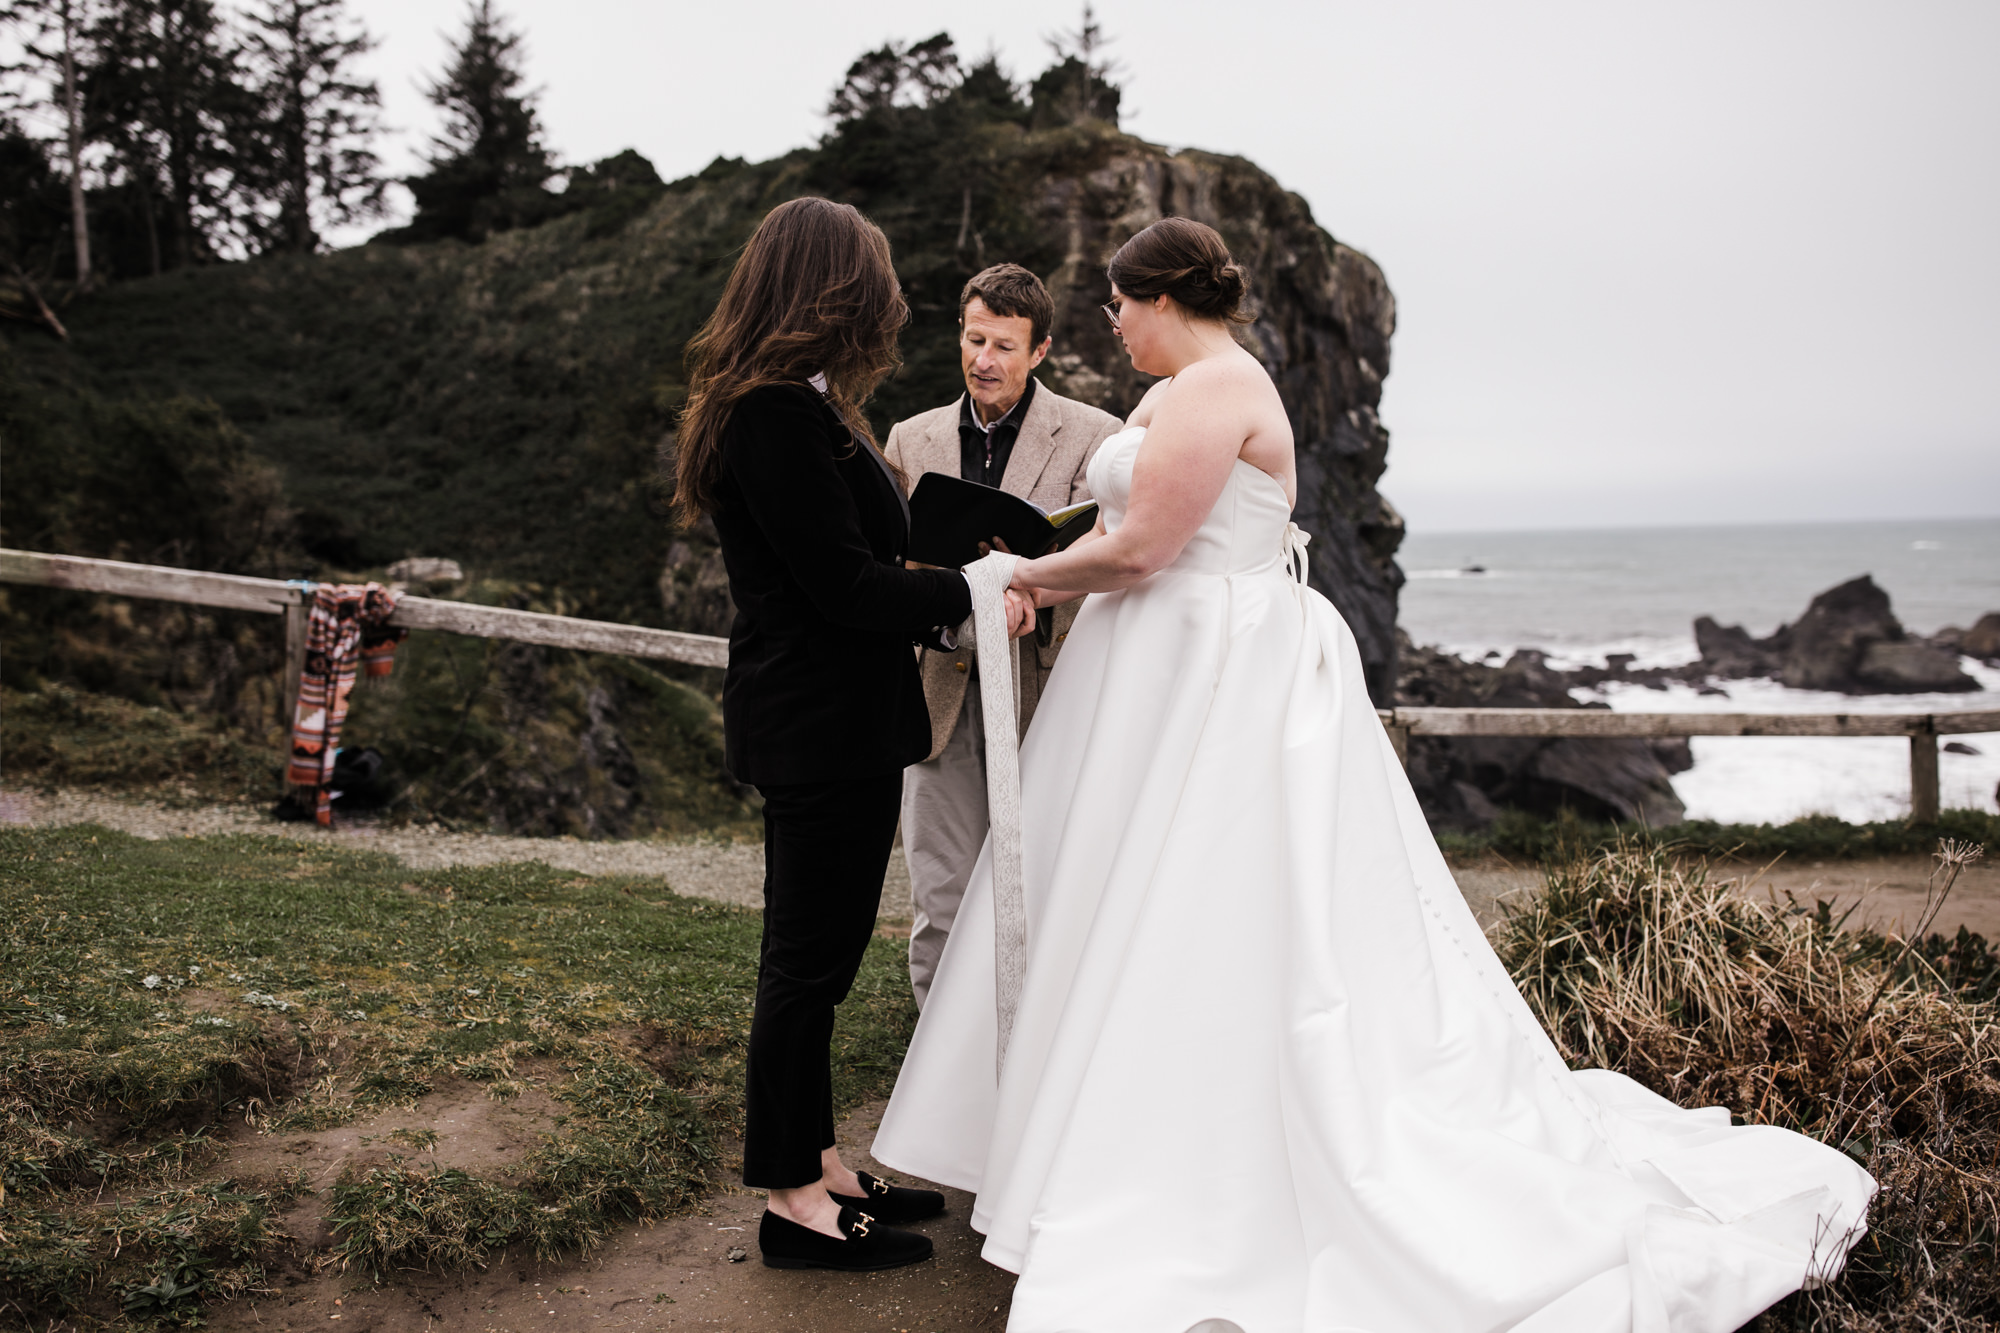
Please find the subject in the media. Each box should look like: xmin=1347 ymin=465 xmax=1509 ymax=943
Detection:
xmin=960 ymin=297 xmax=1051 ymax=422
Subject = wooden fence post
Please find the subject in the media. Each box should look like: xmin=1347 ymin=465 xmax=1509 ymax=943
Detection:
xmin=280 ymin=596 xmax=307 ymax=730
xmin=1375 ymin=712 xmax=1412 ymax=769
xmin=1909 ymin=728 xmax=1940 ymax=824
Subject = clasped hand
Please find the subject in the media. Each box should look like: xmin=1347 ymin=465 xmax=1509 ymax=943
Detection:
xmin=975 ymin=536 xmax=1037 ymax=639
xmin=1001 ymin=587 xmax=1036 ymax=639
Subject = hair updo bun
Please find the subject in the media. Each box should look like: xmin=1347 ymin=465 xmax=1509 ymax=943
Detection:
xmin=1106 ymin=217 xmax=1251 ymax=325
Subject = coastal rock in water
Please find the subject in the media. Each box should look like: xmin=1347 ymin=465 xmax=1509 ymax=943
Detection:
xmin=1781 ymin=576 xmax=1977 ymax=693
xmin=1695 ymin=575 xmax=1977 ymax=694
xmin=1650 ymin=737 xmax=1695 ymax=774
xmin=1396 ymin=637 xmax=1686 ymax=830
xmin=1779 ymin=576 xmax=1901 ymax=690
xmin=1693 ymin=616 xmax=1781 ymax=679
xmin=1959 ymin=612 xmax=2000 ymax=663
xmin=1529 ymin=740 xmax=1688 ymax=826
xmin=1854 ymin=640 xmax=1981 ymax=693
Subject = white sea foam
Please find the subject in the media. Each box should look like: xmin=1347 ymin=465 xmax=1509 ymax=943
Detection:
xmin=1429 ymin=635 xmax=1700 ymax=674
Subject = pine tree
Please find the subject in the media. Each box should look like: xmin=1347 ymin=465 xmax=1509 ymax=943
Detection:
xmin=2 ymin=0 xmax=99 ymax=286
xmin=0 ymin=115 xmax=75 ymax=339
xmin=389 ymin=0 xmax=553 ymax=244
xmin=826 ymin=32 xmax=960 ymax=123
xmin=83 ymin=0 xmax=259 ymax=272
xmin=240 ymin=0 xmax=383 ymax=254
xmin=1033 ymin=3 xmax=1121 ymax=128
xmin=54 ymin=0 xmax=91 ymax=282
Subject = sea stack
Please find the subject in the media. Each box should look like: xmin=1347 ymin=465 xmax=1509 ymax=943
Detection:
xmin=1695 ymin=575 xmax=1978 ymax=694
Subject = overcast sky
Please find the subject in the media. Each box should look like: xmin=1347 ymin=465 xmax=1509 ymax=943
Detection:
xmin=339 ymin=0 xmax=1999 ymax=535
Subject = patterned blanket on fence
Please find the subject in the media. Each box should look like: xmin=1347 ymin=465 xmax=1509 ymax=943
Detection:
xmin=287 ymin=583 xmax=407 ymax=824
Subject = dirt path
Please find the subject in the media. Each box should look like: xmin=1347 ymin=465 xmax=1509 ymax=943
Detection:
xmin=1449 ymin=854 xmax=2000 ymax=939
xmin=14 ymin=787 xmax=1990 ymax=940
xmin=205 ymin=1097 xmax=1012 ymax=1333
xmin=0 ymin=787 xmax=911 ymax=922
xmin=1716 ymin=854 xmax=2000 ymax=938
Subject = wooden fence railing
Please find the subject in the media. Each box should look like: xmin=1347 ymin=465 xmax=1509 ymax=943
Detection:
xmin=6 ymin=548 xmax=1994 ymax=822
xmin=1374 ymin=709 xmax=1998 ymax=824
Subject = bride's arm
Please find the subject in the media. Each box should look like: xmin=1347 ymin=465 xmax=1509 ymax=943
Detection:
xmin=1010 ymin=367 xmax=1245 ymax=597
xmin=1018 ymin=518 xmax=1104 ymax=607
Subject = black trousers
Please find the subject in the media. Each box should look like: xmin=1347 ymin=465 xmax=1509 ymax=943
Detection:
xmin=742 ymin=772 xmax=903 ymax=1189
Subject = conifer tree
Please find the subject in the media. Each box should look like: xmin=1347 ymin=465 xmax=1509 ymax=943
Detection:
xmin=2 ymin=0 xmax=99 ymax=285
xmin=826 ymin=32 xmax=960 ymax=123
xmin=1033 ymin=3 xmax=1120 ymax=128
xmin=240 ymin=0 xmax=383 ymax=253
xmin=83 ymin=0 xmax=258 ymax=271
xmin=54 ymin=0 xmax=91 ymax=282
xmin=390 ymin=0 xmax=552 ymax=244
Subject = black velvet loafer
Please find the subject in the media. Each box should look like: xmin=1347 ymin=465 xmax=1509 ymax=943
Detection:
xmin=758 ymin=1204 xmax=933 ymax=1271
xmin=828 ymin=1171 xmax=946 ymax=1225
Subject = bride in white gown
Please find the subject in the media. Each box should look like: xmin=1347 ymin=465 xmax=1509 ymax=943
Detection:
xmin=872 ymin=218 xmax=1873 ymax=1333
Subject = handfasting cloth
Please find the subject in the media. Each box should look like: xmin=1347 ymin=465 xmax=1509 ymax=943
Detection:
xmin=286 ymin=583 xmax=406 ymax=825
xmin=959 ymin=552 xmax=1025 ymax=1075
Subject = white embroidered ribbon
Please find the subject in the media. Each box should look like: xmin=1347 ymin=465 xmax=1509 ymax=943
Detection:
xmin=959 ymin=551 xmax=1026 ymax=1077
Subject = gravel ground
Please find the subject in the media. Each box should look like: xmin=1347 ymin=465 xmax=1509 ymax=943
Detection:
xmin=0 ymin=786 xmax=917 ymax=923
xmin=10 ymin=786 xmax=1990 ymax=940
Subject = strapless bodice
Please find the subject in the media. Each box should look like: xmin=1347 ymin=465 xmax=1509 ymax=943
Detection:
xmin=1085 ymin=426 xmax=1296 ymax=579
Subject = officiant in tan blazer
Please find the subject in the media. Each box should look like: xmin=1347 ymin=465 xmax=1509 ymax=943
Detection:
xmin=884 ymin=263 xmax=1123 ymax=1007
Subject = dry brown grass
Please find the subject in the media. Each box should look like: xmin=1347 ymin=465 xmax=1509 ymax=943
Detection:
xmin=1494 ymin=840 xmax=1999 ymax=1331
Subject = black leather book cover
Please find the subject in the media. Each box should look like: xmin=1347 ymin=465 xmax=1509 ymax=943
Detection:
xmin=906 ymin=473 xmax=1099 ymax=569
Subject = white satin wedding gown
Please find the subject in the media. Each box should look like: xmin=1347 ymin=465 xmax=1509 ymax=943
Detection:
xmin=874 ymin=426 xmax=1873 ymax=1333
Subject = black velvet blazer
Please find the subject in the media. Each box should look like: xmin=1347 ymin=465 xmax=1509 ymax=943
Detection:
xmin=712 ymin=383 xmax=973 ymax=787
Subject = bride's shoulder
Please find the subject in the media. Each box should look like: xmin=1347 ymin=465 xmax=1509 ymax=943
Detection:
xmin=1160 ymin=353 xmax=1293 ymax=453
xmin=1173 ymin=348 xmax=1273 ymax=393
xmin=1131 ymin=353 xmax=1278 ymax=428
xmin=1126 ymin=376 xmax=1174 ymax=428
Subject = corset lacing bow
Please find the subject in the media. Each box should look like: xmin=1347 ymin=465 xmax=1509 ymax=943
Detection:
xmin=1282 ymin=522 xmax=1312 ymax=604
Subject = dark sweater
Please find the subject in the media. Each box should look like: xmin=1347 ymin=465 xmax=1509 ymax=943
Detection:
xmin=712 ymin=383 xmax=973 ymax=786
xmin=957 ymin=376 xmax=1037 ymax=487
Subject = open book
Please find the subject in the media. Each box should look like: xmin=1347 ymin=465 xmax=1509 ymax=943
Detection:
xmin=907 ymin=473 xmax=1100 ymax=569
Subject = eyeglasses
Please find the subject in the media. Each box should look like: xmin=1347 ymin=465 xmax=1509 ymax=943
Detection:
xmin=1100 ymin=299 xmax=1123 ymax=331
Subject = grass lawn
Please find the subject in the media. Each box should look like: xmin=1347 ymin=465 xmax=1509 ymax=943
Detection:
xmin=0 ymin=824 xmax=914 ymax=1327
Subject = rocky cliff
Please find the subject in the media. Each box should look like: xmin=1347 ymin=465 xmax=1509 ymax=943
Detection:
xmin=1022 ymin=146 xmax=1403 ymax=700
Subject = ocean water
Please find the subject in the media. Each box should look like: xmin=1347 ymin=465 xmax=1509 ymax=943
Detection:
xmin=1395 ymin=518 xmax=2000 ymax=823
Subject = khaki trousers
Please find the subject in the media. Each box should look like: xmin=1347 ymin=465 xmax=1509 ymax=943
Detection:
xmin=901 ymin=677 xmax=987 ymax=1007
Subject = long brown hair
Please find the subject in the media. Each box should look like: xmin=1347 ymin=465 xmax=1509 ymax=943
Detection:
xmin=673 ymin=197 xmax=908 ymax=524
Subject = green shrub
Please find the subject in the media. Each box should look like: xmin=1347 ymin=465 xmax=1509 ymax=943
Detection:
xmin=1442 ymin=806 xmax=2000 ymax=864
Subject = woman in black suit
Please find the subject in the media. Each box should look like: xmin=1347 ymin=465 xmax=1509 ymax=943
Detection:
xmin=675 ymin=197 xmax=1032 ymax=1271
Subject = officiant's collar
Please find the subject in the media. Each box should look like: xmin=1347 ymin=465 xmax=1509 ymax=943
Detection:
xmin=961 ymin=375 xmax=1036 ymax=436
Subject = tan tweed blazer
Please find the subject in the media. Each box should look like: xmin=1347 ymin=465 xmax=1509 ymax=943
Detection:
xmin=884 ymin=381 xmax=1124 ymax=762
